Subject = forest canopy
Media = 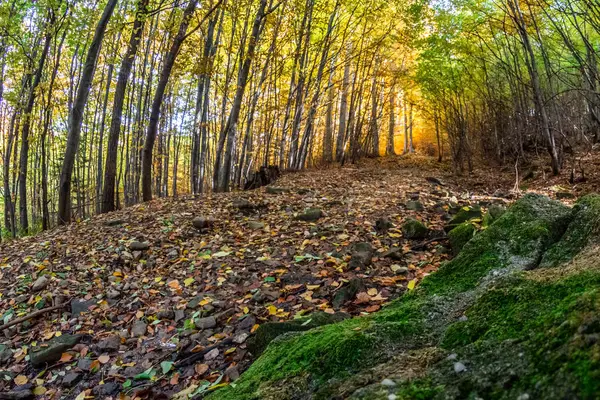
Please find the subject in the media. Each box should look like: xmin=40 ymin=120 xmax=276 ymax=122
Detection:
xmin=0 ymin=0 xmax=598 ymax=236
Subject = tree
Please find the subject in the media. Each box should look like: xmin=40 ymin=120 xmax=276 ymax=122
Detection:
xmin=58 ymin=0 xmax=118 ymax=224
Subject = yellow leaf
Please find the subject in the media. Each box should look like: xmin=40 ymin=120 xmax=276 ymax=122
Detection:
xmin=14 ymin=375 xmax=28 ymax=385
xmin=184 ymin=277 xmax=195 ymax=287
xmin=243 ymin=307 xmax=249 ymax=314
xmin=251 ymin=324 xmax=260 ymax=333
xmin=367 ymin=288 xmax=378 ymax=296
xmin=267 ymin=305 xmax=277 ymax=315
xmin=154 ymin=277 xmax=162 ymax=283
xmin=33 ymin=386 xmax=46 ymax=395
xmin=225 ymin=347 xmax=236 ymax=355
xmin=306 ymin=284 xmax=320 ymax=290
xmin=136 ymin=310 xmax=145 ymax=319
xmin=407 ymin=279 xmax=417 ymax=290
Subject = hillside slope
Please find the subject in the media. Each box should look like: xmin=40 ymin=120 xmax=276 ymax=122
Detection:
xmin=211 ymin=193 xmax=600 ymax=399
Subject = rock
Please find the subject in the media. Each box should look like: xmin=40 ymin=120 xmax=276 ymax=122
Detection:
xmin=247 ymin=312 xmax=349 ymax=356
xmin=195 ymin=316 xmax=217 ymax=330
xmin=382 ymin=247 xmax=403 ymax=261
xmin=405 ymin=200 xmax=424 ymax=211
xmin=77 ymin=358 xmax=92 ymax=371
xmin=167 ymin=249 xmax=179 ymax=258
xmin=332 ymin=278 xmax=366 ymax=308
xmin=157 ymin=309 xmax=175 ymax=320
xmin=131 ymin=321 xmax=147 ymax=337
xmin=0 ymin=390 xmax=33 ymax=399
xmin=401 ymin=218 xmax=428 ymax=240
xmin=266 ymin=186 xmax=291 ymax=194
xmin=445 ymin=206 xmax=483 ymax=232
xmin=238 ymin=315 xmax=256 ymax=330
xmin=107 ymin=289 xmax=121 ymax=299
xmin=193 ymin=216 xmax=215 ymax=231
xmin=232 ymin=198 xmax=255 ymax=210
xmin=349 ymin=242 xmax=374 ymax=269
xmin=0 ymin=344 xmax=12 ymax=365
xmin=425 ymin=176 xmax=446 ymax=186
xmin=375 ymin=218 xmax=394 ymax=232
xmin=295 ymin=208 xmax=323 ymax=222
xmin=448 ymin=223 xmax=477 ymax=255
xmin=390 ymin=265 xmax=409 ymax=274
xmin=32 ymin=275 xmax=49 ymax=292
xmin=233 ymin=332 xmax=249 ymax=344
xmin=248 ymin=221 xmax=265 ymax=230
xmin=93 ymin=382 xmax=119 ymax=396
xmin=129 ymin=241 xmax=149 ymax=251
xmin=174 ymin=310 xmax=186 ymax=322
xmin=61 ymin=372 xmax=82 ymax=388
xmin=204 ymin=348 xmax=219 ymax=361
xmin=187 ymin=297 xmax=202 ymax=309
xmin=556 ymin=191 xmax=575 ymax=199
xmin=381 ymin=378 xmax=396 ymax=387
xmin=97 ymin=335 xmax=121 ymax=352
xmin=70 ymin=298 xmax=96 ymax=317
xmin=226 ymin=365 xmax=240 ymax=381
xmin=453 ymin=361 xmax=467 ymax=373
xmin=104 ymin=219 xmax=124 ymax=227
xmin=30 ymin=334 xmax=82 ymax=367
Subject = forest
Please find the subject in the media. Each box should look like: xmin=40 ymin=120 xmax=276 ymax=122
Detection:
xmin=3 ymin=0 xmax=600 ymax=398
xmin=0 ymin=0 xmax=598 ymax=236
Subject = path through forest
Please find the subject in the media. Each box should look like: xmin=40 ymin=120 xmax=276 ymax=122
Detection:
xmin=0 ymin=155 xmax=584 ymax=399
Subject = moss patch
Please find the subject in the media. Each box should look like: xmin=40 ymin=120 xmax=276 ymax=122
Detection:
xmin=540 ymin=194 xmax=600 ymax=268
xmin=447 ymin=222 xmax=476 ymax=255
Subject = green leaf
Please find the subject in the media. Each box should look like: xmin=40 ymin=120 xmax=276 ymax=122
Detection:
xmin=160 ymin=361 xmax=174 ymax=374
xmin=123 ymin=379 xmax=132 ymax=388
xmin=134 ymin=367 xmax=156 ymax=380
xmin=213 ymin=251 xmax=231 ymax=258
xmin=263 ymin=276 xmax=276 ymax=282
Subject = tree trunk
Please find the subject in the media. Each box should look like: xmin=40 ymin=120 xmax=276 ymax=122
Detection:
xmin=19 ymin=9 xmax=54 ymax=233
xmin=142 ymin=0 xmax=199 ymax=202
xmin=58 ymin=0 xmax=117 ymax=225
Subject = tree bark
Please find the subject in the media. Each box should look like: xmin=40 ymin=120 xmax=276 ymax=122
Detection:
xmin=101 ymin=0 xmax=149 ymax=213
xmin=58 ymin=0 xmax=118 ymax=224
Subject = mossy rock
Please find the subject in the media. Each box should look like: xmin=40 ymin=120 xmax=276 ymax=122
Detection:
xmin=210 ymin=194 xmax=579 ymax=400
xmin=539 ymin=194 xmax=600 ymax=268
xmin=482 ymin=204 xmax=507 ymax=227
xmin=444 ymin=205 xmax=483 ymax=232
xmin=30 ymin=334 xmax=83 ymax=367
xmin=295 ymin=208 xmax=323 ymax=222
xmin=401 ymin=218 xmax=428 ymax=240
xmin=247 ymin=312 xmax=350 ymax=356
xmin=448 ymin=222 xmax=476 ymax=255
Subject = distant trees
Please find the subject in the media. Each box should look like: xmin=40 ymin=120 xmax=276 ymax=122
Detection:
xmin=8 ymin=0 xmax=596 ymax=236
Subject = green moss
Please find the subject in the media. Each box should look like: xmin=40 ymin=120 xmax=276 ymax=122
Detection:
xmin=402 ymin=218 xmax=429 ymax=240
xmin=447 ymin=222 xmax=476 ymax=255
xmin=445 ymin=205 xmax=483 ymax=232
xmin=540 ymin=194 xmax=600 ymax=268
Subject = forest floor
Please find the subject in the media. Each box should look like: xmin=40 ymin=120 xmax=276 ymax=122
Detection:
xmin=0 ymin=153 xmax=595 ymax=399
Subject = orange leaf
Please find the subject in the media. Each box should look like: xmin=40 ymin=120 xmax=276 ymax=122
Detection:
xmin=194 ymin=363 xmax=209 ymax=375
xmin=59 ymin=353 xmax=73 ymax=362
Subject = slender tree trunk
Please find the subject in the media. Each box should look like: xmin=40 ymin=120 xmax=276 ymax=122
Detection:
xmin=215 ymin=0 xmax=269 ymax=192
xmin=19 ymin=9 xmax=54 ymax=233
xmin=387 ymin=84 xmax=396 ymax=156
xmin=142 ymin=0 xmax=199 ymax=202
xmin=102 ymin=0 xmax=149 ymax=213
xmin=58 ymin=0 xmax=118 ymax=224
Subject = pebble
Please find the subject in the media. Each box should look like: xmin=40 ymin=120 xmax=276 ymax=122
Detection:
xmin=204 ymin=348 xmax=219 ymax=361
xmin=454 ymin=362 xmax=467 ymax=373
xmin=131 ymin=321 xmax=147 ymax=337
xmin=32 ymin=275 xmax=49 ymax=292
xmin=195 ymin=316 xmax=217 ymax=330
xmin=381 ymin=378 xmax=396 ymax=387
